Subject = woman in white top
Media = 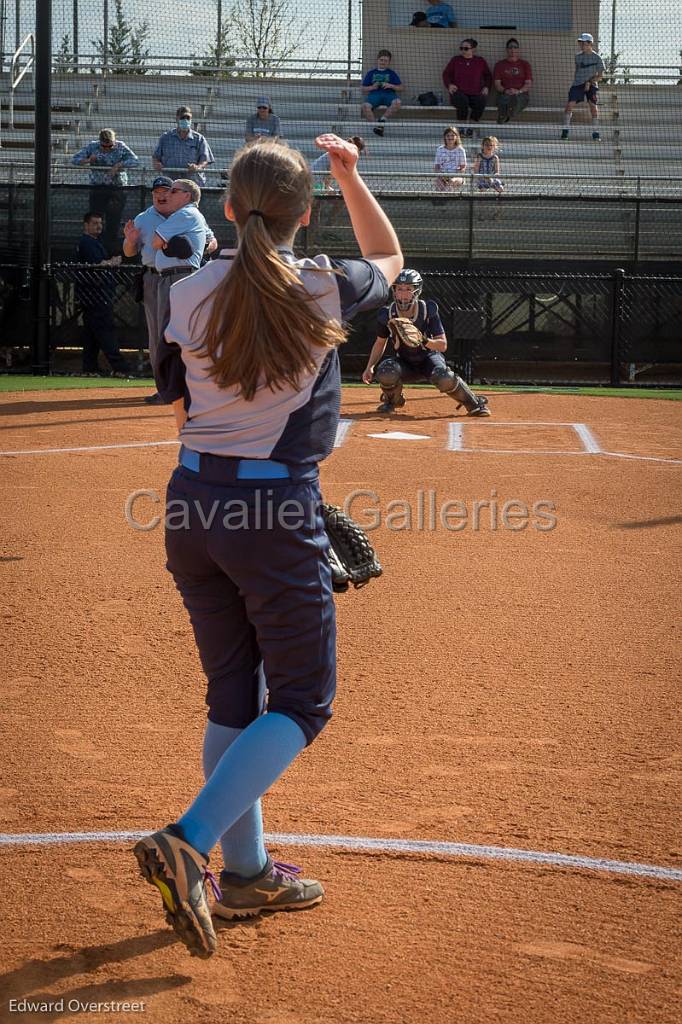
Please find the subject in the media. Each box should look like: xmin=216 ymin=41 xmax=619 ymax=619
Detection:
xmin=433 ymin=125 xmax=467 ymax=192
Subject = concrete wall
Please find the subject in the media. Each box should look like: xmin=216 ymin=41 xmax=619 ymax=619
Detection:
xmin=362 ymin=1 xmax=602 ymax=107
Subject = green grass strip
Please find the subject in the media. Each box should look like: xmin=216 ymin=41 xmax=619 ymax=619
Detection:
xmin=0 ymin=375 xmax=154 ymax=393
xmin=0 ymin=375 xmax=680 ymax=401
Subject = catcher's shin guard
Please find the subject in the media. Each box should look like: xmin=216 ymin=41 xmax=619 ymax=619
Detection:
xmin=432 ymin=369 xmax=490 ymax=416
xmin=375 ymin=358 xmax=405 ymax=412
xmin=378 ymin=383 xmax=405 ymax=412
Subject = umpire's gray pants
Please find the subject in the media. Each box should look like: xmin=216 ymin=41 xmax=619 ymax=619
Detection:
xmin=143 ymin=267 xmax=194 ymax=375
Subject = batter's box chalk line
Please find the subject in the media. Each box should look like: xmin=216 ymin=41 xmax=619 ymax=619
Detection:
xmin=0 ymin=830 xmax=680 ymax=883
xmin=448 ymin=422 xmax=682 ymax=464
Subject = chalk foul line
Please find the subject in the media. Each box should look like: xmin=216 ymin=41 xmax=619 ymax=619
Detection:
xmin=0 ymin=830 xmax=680 ymax=883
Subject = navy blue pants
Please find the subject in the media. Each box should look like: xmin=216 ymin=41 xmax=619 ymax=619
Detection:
xmin=379 ymin=351 xmax=447 ymax=383
xmin=81 ymin=306 xmax=129 ymax=374
xmin=164 ymin=453 xmax=336 ymax=746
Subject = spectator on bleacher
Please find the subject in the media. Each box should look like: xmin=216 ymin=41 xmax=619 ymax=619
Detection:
xmin=442 ymin=38 xmax=492 ymax=135
xmin=76 ymin=211 xmax=130 ymax=377
xmin=124 ymin=177 xmax=217 ymax=403
xmin=362 ymin=50 xmax=403 ymax=137
xmin=245 ymin=97 xmax=282 ymax=143
xmin=410 ymin=11 xmax=428 ymax=27
xmin=72 ymin=129 xmax=139 ymax=256
xmin=433 ymin=126 xmax=466 ymax=191
xmin=561 ymin=33 xmax=604 ymax=141
xmin=473 ymin=137 xmax=504 ymax=193
xmin=493 ymin=39 xmax=532 ymax=123
xmin=425 ymin=1 xmax=456 ymax=28
xmin=153 ymin=106 xmax=215 ymax=187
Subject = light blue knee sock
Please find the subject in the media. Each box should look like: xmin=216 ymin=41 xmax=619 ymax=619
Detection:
xmin=177 ymin=712 xmax=306 ymax=864
xmin=201 ymin=720 xmax=268 ymax=878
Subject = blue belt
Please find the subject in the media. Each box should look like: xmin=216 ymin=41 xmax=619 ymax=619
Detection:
xmin=179 ymin=445 xmax=290 ymax=479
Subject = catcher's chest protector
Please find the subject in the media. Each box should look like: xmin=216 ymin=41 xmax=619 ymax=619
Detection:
xmin=390 ymin=299 xmax=428 ymax=332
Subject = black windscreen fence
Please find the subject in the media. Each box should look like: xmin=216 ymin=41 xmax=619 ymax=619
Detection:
xmin=1 ymin=264 xmax=679 ymax=385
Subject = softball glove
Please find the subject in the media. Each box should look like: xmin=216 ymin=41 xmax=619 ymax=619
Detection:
xmin=322 ymin=504 xmax=383 ymax=593
xmin=387 ymin=316 xmax=425 ymax=350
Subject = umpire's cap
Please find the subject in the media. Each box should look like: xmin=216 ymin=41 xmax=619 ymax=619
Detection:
xmin=152 ymin=175 xmax=173 ymax=190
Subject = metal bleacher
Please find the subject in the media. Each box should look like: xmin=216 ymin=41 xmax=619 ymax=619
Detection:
xmin=1 ymin=73 xmax=681 ymax=261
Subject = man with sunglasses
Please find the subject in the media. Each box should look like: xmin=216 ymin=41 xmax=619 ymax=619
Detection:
xmin=72 ymin=129 xmax=139 ymax=255
xmin=245 ymin=97 xmax=281 ymax=143
xmin=442 ymin=39 xmax=492 ymax=135
xmin=493 ymin=39 xmax=532 ymax=124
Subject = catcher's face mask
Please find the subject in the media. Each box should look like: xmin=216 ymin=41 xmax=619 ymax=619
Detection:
xmin=393 ymin=283 xmax=419 ymax=311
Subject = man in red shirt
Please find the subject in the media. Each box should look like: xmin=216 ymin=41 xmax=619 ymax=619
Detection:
xmin=493 ymin=38 xmax=533 ymax=124
xmin=442 ymin=38 xmax=492 ymax=135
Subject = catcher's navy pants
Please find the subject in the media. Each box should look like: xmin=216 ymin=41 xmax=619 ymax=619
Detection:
xmin=164 ymin=448 xmax=336 ymax=746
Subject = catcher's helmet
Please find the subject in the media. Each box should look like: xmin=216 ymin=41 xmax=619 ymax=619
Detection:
xmin=392 ymin=268 xmax=423 ymax=310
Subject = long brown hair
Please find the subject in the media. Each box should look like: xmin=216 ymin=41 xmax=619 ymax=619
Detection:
xmin=192 ymin=140 xmax=346 ymax=400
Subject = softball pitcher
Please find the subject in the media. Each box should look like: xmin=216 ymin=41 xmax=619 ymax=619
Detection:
xmin=132 ymin=136 xmax=402 ymax=957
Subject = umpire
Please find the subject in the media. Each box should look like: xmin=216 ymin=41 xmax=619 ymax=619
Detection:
xmin=123 ymin=176 xmax=217 ymax=403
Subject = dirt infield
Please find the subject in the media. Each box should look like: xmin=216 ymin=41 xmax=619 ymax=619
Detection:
xmin=1 ymin=386 xmax=680 ymax=1024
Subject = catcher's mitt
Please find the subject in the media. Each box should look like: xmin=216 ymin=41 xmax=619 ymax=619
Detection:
xmin=322 ymin=504 xmax=383 ymax=593
xmin=387 ymin=316 xmax=425 ymax=350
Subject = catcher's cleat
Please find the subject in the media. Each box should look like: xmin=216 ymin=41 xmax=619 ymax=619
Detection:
xmin=467 ymin=396 xmax=491 ymax=417
xmin=213 ymin=858 xmax=324 ymax=920
xmin=377 ymin=394 xmax=405 ymax=413
xmin=133 ymin=825 xmax=220 ymax=958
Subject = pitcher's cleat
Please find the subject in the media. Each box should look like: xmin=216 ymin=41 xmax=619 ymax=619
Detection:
xmin=213 ymin=858 xmax=324 ymax=920
xmin=467 ymin=396 xmax=491 ymax=417
xmin=133 ymin=825 xmax=220 ymax=958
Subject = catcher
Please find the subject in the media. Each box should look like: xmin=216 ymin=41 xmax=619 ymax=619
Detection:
xmin=362 ymin=268 xmax=491 ymax=416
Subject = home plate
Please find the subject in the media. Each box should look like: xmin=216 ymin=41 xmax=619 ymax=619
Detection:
xmin=367 ymin=431 xmax=432 ymax=440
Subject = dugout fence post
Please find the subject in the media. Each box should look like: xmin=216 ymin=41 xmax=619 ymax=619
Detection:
xmin=610 ymin=268 xmax=625 ymax=385
xmin=32 ymin=0 xmax=52 ymax=375
xmin=467 ymin=190 xmax=474 ymax=262
xmin=633 ymin=179 xmax=642 ymax=264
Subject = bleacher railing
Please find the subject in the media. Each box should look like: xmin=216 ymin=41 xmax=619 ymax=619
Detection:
xmin=7 ymin=33 xmax=36 ymax=131
xmin=4 ymin=162 xmax=680 ymax=199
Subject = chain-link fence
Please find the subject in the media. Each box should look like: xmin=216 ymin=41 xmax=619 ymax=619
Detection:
xmin=343 ymin=268 xmax=682 ymax=385
xmin=1 ymin=263 xmax=678 ymax=384
xmin=3 ymin=183 xmax=682 ymax=267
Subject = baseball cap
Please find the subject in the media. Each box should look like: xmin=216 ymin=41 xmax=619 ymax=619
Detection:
xmin=577 ymin=32 xmax=594 ymax=43
xmin=151 ymin=175 xmax=173 ymax=190
xmin=256 ymin=95 xmax=271 ymax=107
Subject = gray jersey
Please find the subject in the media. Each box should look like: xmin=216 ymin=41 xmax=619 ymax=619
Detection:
xmin=161 ymin=249 xmax=388 ymax=463
xmin=245 ymin=113 xmax=281 ymax=139
xmin=572 ymin=50 xmax=604 ymax=87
